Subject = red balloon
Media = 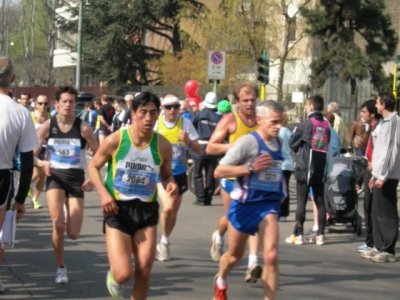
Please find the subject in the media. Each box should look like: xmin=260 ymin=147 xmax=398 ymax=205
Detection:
xmin=184 ymin=80 xmax=199 ymax=97
xmin=187 ymin=94 xmax=202 ymax=107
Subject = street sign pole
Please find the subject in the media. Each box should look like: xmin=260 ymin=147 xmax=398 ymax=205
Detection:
xmin=208 ymin=51 xmax=226 ymax=93
xmin=213 ymin=80 xmax=217 ymax=93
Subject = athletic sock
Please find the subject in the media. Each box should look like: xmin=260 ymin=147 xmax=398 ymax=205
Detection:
xmin=248 ymin=254 xmax=258 ymax=268
xmin=160 ymin=236 xmax=169 ymax=245
xmin=217 ymin=276 xmax=227 ymax=288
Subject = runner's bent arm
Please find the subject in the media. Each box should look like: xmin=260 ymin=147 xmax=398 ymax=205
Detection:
xmin=88 ymin=133 xmax=118 ymax=194
xmin=206 ymin=114 xmax=234 ymax=155
xmin=88 ymin=132 xmax=120 ymax=215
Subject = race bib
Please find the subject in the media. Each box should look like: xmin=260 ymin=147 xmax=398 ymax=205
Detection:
xmin=114 ymin=168 xmax=159 ymax=197
xmin=48 ymin=138 xmax=81 ymax=165
xmin=56 ymin=149 xmax=74 ymax=157
xmin=172 ymin=142 xmax=185 ymax=158
xmin=248 ymin=161 xmax=282 ymax=192
xmin=122 ymin=173 xmax=150 ymax=186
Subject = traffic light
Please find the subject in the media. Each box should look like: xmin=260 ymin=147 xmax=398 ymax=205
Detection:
xmin=257 ymin=50 xmax=270 ymax=85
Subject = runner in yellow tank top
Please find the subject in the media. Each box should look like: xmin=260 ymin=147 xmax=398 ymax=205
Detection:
xmin=30 ymin=95 xmax=51 ymax=209
xmin=206 ymin=81 xmax=262 ymax=283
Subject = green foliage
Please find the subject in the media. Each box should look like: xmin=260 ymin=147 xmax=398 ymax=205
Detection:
xmin=61 ymin=0 xmax=206 ymax=86
xmin=300 ymin=0 xmax=398 ymax=90
xmin=200 ymin=0 xmax=267 ymax=70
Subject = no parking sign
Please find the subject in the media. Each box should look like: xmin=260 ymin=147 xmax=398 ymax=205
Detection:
xmin=208 ymin=50 xmax=226 ymax=80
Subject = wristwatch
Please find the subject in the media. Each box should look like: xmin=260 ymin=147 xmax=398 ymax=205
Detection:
xmin=247 ymin=163 xmax=254 ymax=175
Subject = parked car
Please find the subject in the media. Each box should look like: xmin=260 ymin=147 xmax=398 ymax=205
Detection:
xmin=74 ymin=92 xmax=95 ymax=117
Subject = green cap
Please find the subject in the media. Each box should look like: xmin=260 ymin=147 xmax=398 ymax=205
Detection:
xmin=217 ymin=100 xmax=231 ymax=113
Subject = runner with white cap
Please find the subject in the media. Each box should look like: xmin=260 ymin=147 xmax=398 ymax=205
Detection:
xmin=154 ymin=93 xmax=202 ymax=261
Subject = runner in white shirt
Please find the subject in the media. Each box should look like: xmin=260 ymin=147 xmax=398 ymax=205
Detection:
xmin=0 ymin=56 xmax=39 ymax=292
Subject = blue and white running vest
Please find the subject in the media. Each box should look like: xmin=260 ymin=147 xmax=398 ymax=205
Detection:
xmin=230 ymin=132 xmax=286 ymax=203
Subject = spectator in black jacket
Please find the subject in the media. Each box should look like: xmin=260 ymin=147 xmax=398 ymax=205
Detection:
xmin=191 ymin=92 xmax=222 ymax=205
xmin=285 ymin=95 xmax=333 ymax=246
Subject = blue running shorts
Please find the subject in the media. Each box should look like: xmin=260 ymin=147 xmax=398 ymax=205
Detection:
xmin=228 ymin=200 xmax=280 ymax=235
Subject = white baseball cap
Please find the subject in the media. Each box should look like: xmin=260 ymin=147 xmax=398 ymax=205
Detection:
xmin=203 ymin=92 xmax=217 ymax=109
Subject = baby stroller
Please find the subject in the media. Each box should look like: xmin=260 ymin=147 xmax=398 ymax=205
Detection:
xmin=324 ymin=156 xmax=368 ymax=236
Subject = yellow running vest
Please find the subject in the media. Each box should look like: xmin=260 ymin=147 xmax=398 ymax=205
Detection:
xmin=227 ymin=112 xmax=258 ymax=180
xmin=229 ymin=111 xmax=258 ymax=143
xmin=157 ymin=115 xmax=187 ymax=175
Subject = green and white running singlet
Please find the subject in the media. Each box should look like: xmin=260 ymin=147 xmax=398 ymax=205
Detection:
xmin=105 ymin=128 xmax=162 ymax=202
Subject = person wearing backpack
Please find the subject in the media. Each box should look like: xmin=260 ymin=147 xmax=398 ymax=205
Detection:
xmin=112 ymin=100 xmax=125 ymax=132
xmin=285 ymin=95 xmax=333 ymax=246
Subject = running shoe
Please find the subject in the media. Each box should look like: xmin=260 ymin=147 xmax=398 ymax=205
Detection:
xmin=245 ymin=264 xmax=262 ymax=283
xmin=156 ymin=242 xmax=170 ymax=261
xmin=285 ymin=234 xmax=304 ymax=245
xmin=360 ymin=247 xmax=379 ymax=259
xmin=316 ymin=235 xmax=325 ymax=246
xmin=356 ymin=243 xmax=372 ymax=253
xmin=106 ymin=270 xmax=123 ymax=299
xmin=370 ymin=251 xmax=396 ymax=263
xmin=55 ymin=267 xmax=68 ymax=284
xmin=32 ymin=199 xmax=41 ymax=209
xmin=211 ymin=230 xmax=224 ymax=262
xmin=213 ymin=275 xmax=227 ymax=300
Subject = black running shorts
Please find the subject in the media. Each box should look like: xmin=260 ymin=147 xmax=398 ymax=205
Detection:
xmin=46 ymin=168 xmax=85 ymax=199
xmin=174 ymin=172 xmax=188 ymax=195
xmin=0 ymin=170 xmax=13 ymax=208
xmin=104 ymin=199 xmax=159 ymax=236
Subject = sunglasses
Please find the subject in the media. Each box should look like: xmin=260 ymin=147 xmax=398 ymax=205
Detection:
xmin=163 ymin=104 xmax=180 ymax=110
xmin=37 ymin=102 xmax=48 ymax=106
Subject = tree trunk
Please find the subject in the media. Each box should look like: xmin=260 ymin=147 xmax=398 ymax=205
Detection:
xmin=40 ymin=0 xmax=58 ymax=86
xmin=19 ymin=0 xmax=36 ymax=86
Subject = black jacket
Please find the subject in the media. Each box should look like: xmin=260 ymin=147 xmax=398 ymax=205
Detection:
xmin=191 ymin=108 xmax=222 ymax=159
xmin=289 ymin=111 xmax=331 ymax=184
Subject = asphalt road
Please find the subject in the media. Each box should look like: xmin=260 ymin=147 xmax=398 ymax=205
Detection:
xmin=1 ymin=176 xmax=400 ymax=300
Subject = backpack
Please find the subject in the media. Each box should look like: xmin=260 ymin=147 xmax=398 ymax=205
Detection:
xmin=112 ymin=112 xmax=122 ymax=132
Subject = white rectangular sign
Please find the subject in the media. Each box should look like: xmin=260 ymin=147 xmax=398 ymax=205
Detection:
xmin=207 ymin=50 xmax=226 ymax=80
xmin=292 ymin=92 xmax=304 ymax=103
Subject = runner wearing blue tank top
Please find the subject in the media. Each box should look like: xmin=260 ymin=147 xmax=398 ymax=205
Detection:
xmin=213 ymin=100 xmax=285 ymax=300
xmin=88 ymin=92 xmax=178 ymax=300
xmin=35 ymin=86 xmax=99 ymax=285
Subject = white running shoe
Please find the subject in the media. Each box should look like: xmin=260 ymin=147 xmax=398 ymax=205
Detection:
xmin=106 ymin=270 xmax=123 ymax=299
xmin=55 ymin=267 xmax=68 ymax=284
xmin=210 ymin=231 xmax=224 ymax=262
xmin=156 ymin=242 xmax=170 ymax=261
xmin=285 ymin=234 xmax=304 ymax=245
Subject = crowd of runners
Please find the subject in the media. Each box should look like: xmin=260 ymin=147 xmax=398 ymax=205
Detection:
xmin=0 ymin=55 xmax=399 ymax=300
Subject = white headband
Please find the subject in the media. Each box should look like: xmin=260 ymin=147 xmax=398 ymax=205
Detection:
xmin=162 ymin=96 xmax=180 ymax=106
